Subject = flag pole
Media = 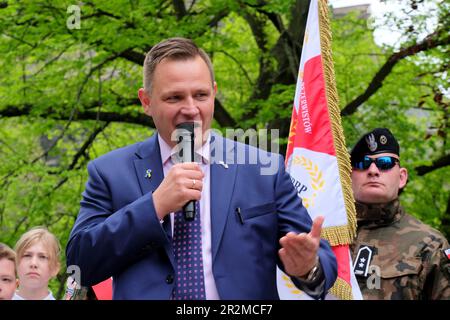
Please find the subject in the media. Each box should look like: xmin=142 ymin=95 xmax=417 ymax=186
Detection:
xmin=318 ymin=0 xmax=357 ymax=298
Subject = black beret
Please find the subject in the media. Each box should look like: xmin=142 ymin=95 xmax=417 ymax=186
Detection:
xmin=350 ymin=128 xmax=400 ymax=162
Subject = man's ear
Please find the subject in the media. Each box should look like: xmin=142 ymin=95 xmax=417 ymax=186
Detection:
xmin=399 ymin=167 xmax=408 ymax=189
xmin=138 ymin=88 xmax=152 ymax=116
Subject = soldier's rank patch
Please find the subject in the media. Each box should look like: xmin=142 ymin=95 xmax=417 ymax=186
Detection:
xmin=354 ymin=245 xmax=374 ymax=278
xmin=444 ymin=248 xmax=450 ymax=260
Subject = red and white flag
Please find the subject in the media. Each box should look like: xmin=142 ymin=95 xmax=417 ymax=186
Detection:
xmin=92 ymin=277 xmax=113 ymax=300
xmin=277 ymin=0 xmax=362 ymax=300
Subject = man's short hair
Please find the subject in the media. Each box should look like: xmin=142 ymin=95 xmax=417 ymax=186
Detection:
xmin=0 ymin=243 xmax=16 ymax=264
xmin=14 ymin=227 xmax=61 ymax=271
xmin=143 ymin=37 xmax=215 ymax=93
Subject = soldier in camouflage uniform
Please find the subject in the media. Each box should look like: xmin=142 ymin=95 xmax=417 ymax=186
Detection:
xmin=349 ymin=128 xmax=450 ymax=300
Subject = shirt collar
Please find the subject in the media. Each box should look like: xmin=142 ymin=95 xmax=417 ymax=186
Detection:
xmin=158 ymin=132 xmax=211 ymax=166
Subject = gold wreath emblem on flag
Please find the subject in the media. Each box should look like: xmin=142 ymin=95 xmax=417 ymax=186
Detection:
xmin=292 ymin=156 xmax=325 ymax=208
xmin=281 ymin=273 xmax=303 ymax=295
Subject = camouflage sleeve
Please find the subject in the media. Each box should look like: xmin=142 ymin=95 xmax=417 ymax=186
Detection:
xmin=426 ymin=239 xmax=450 ymax=300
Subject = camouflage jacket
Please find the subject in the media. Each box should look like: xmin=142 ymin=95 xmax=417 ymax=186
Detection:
xmin=350 ymin=199 xmax=450 ymax=300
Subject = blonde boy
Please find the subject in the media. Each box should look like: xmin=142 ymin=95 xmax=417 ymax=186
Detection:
xmin=14 ymin=227 xmax=61 ymax=300
xmin=0 ymin=243 xmax=17 ymax=300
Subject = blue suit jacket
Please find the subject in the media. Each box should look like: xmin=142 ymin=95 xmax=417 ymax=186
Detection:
xmin=66 ymin=133 xmax=336 ymax=299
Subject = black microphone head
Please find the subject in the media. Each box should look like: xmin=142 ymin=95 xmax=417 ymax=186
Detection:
xmin=174 ymin=122 xmax=195 ymax=163
xmin=175 ymin=122 xmax=195 ymax=145
xmin=175 ymin=122 xmax=195 ymax=134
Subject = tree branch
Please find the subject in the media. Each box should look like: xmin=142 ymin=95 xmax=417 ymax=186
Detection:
xmin=208 ymin=9 xmax=229 ymax=29
xmin=341 ymin=29 xmax=450 ymax=116
xmin=77 ymin=51 xmax=125 ymax=101
xmin=241 ymin=10 xmax=275 ymax=122
xmin=45 ymin=122 xmax=111 ymax=199
xmin=255 ymin=8 xmax=285 ymax=33
xmin=215 ymin=50 xmax=254 ymax=85
xmin=68 ymin=122 xmax=110 ymax=170
xmin=32 ymin=44 xmax=74 ymax=76
xmin=172 ymin=0 xmax=187 ymax=20
xmin=0 ymin=99 xmax=235 ymax=128
xmin=0 ymin=104 xmax=154 ymax=127
xmin=214 ymin=98 xmax=236 ymax=128
xmin=415 ymin=154 xmax=450 ymax=176
xmin=83 ymin=8 xmax=123 ymax=20
xmin=243 ymin=11 xmax=269 ymax=53
xmin=187 ymin=0 xmax=197 ymax=13
xmin=119 ymin=48 xmax=146 ymax=65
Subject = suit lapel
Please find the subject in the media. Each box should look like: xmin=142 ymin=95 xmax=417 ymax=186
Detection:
xmin=210 ymin=135 xmax=237 ymax=263
xmin=133 ymin=134 xmax=164 ymax=198
xmin=133 ymin=134 xmax=175 ymax=268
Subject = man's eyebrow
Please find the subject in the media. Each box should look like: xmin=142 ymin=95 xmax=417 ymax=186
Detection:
xmin=161 ymin=90 xmax=184 ymax=96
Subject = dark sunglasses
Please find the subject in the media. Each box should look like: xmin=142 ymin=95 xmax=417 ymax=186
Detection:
xmin=352 ymin=156 xmax=399 ymax=171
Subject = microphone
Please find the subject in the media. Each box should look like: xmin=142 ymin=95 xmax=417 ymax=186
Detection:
xmin=175 ymin=122 xmax=196 ymax=221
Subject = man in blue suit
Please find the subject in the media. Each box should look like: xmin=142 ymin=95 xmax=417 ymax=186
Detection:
xmin=66 ymin=37 xmax=337 ymax=300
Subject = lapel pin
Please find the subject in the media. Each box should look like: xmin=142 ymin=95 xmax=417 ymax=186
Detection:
xmin=145 ymin=169 xmax=152 ymax=179
xmin=219 ymin=161 xmax=228 ymax=169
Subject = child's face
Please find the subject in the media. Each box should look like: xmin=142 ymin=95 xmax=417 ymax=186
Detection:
xmin=0 ymin=258 xmax=17 ymax=300
xmin=17 ymin=242 xmax=57 ymax=290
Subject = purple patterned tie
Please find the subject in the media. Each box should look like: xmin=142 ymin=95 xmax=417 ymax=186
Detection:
xmin=172 ymin=201 xmax=206 ymax=300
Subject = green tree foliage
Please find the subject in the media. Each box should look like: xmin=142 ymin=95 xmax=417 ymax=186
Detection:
xmin=333 ymin=1 xmax=449 ymax=237
xmin=0 ymin=0 xmax=448 ymax=297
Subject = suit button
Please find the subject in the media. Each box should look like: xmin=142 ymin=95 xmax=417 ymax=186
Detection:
xmin=166 ymin=274 xmax=174 ymax=284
